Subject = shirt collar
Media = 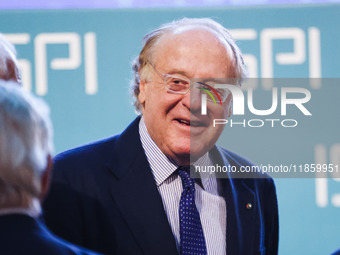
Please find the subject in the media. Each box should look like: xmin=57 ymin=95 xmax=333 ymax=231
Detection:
xmin=139 ymin=117 xmax=215 ymax=188
xmin=139 ymin=117 xmax=178 ymax=186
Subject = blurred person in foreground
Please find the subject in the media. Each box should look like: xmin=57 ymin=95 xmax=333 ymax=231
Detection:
xmin=0 ymin=81 xmax=100 ymax=255
xmin=43 ymin=18 xmax=279 ymax=255
xmin=0 ymin=33 xmax=21 ymax=83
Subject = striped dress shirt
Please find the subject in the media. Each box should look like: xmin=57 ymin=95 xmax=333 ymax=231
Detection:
xmin=139 ymin=117 xmax=227 ymax=255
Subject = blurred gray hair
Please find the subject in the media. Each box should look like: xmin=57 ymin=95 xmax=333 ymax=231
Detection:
xmin=0 ymin=81 xmax=53 ymax=211
xmin=130 ymin=17 xmax=248 ymax=113
xmin=0 ymin=33 xmax=21 ymax=83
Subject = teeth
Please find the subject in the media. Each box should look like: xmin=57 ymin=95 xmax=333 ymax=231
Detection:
xmin=178 ymin=119 xmax=202 ymax=127
xmin=179 ymin=119 xmax=190 ymax=125
xmin=176 ymin=118 xmax=205 ymax=127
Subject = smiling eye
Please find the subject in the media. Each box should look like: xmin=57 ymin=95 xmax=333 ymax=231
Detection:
xmin=169 ymin=78 xmax=188 ymax=86
xmin=166 ymin=77 xmax=189 ymax=92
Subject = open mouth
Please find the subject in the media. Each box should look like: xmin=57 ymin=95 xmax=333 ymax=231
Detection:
xmin=175 ymin=119 xmax=204 ymax=127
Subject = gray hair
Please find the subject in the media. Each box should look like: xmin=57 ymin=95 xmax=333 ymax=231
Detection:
xmin=0 ymin=33 xmax=21 ymax=83
xmin=0 ymin=81 xmax=53 ymax=211
xmin=130 ymin=17 xmax=248 ymax=113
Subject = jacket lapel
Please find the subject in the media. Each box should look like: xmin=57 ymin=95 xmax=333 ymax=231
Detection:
xmin=211 ymin=146 xmax=257 ymax=255
xmin=107 ymin=117 xmax=178 ymax=255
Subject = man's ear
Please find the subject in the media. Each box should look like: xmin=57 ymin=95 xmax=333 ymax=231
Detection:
xmin=138 ymin=79 xmax=146 ymax=105
xmin=39 ymin=155 xmax=53 ymax=202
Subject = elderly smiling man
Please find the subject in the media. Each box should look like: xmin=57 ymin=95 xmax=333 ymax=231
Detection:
xmin=43 ymin=18 xmax=279 ymax=255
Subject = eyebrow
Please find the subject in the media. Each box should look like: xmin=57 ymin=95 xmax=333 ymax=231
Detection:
xmin=199 ymin=78 xmax=225 ymax=83
xmin=164 ymin=69 xmax=228 ymax=81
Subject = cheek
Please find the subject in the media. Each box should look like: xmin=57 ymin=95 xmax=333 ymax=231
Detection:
xmin=208 ymin=104 xmax=230 ymax=119
xmin=217 ymin=99 xmax=232 ymax=119
xmin=143 ymin=90 xmax=169 ymax=120
xmin=142 ymin=86 xmax=164 ymax=114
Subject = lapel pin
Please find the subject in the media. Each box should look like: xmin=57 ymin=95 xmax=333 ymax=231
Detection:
xmin=246 ymin=203 xmax=253 ymax=210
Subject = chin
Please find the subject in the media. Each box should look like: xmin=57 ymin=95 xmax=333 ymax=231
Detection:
xmin=173 ymin=146 xmax=191 ymax=157
xmin=168 ymin=145 xmax=190 ymax=164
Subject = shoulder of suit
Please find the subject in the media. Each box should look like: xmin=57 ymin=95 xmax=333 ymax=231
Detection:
xmin=54 ymin=134 xmax=120 ymax=162
xmin=54 ymin=117 xmax=141 ymax=164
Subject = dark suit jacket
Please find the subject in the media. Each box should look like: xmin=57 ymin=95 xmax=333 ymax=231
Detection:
xmin=43 ymin=117 xmax=279 ymax=255
xmin=0 ymin=214 xmax=100 ymax=255
xmin=332 ymin=249 xmax=340 ymax=255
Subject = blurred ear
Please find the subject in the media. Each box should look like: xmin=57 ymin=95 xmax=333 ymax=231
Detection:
xmin=39 ymin=155 xmax=53 ymax=202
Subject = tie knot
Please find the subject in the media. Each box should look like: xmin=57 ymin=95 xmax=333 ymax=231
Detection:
xmin=177 ymin=166 xmax=195 ymax=190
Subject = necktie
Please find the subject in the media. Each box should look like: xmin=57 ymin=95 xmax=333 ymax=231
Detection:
xmin=178 ymin=166 xmax=207 ymax=255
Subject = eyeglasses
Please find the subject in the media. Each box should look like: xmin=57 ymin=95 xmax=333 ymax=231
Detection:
xmin=148 ymin=63 xmax=231 ymax=103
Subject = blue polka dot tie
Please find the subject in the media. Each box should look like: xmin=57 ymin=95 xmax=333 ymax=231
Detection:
xmin=178 ymin=166 xmax=207 ymax=255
